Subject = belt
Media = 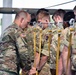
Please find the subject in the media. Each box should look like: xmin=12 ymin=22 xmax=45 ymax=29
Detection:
xmin=0 ymin=69 xmax=18 ymax=75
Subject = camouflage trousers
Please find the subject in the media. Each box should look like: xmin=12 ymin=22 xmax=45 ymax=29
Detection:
xmin=0 ymin=70 xmax=18 ymax=75
xmin=39 ymin=63 xmax=51 ymax=75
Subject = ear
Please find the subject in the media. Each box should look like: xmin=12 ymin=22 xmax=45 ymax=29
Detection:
xmin=63 ymin=22 xmax=68 ymax=29
xmin=45 ymin=19 xmax=49 ymax=22
xmin=21 ymin=18 xmax=24 ymax=23
xmin=57 ymin=16 xmax=61 ymax=20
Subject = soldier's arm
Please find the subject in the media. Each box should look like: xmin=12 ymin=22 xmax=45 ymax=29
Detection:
xmin=37 ymin=36 xmax=49 ymax=71
xmin=29 ymin=52 xmax=40 ymax=75
xmin=0 ymin=29 xmax=17 ymax=73
xmin=37 ymin=54 xmax=48 ymax=71
xmin=33 ymin=51 xmax=48 ymax=70
xmin=29 ymin=52 xmax=48 ymax=75
xmin=29 ymin=29 xmax=50 ymax=74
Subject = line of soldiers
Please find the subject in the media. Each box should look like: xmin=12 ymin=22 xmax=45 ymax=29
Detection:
xmin=0 ymin=6 xmax=76 ymax=75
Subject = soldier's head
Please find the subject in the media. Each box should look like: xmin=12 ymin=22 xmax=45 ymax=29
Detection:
xmin=52 ymin=9 xmax=66 ymax=26
xmin=14 ymin=10 xmax=31 ymax=29
xmin=73 ymin=6 xmax=76 ymax=21
xmin=36 ymin=8 xmax=49 ymax=16
xmin=63 ymin=11 xmax=75 ymax=29
xmin=36 ymin=8 xmax=50 ymax=29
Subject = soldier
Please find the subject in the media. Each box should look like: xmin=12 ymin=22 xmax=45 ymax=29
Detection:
xmin=50 ymin=9 xmax=66 ymax=75
xmin=58 ymin=11 xmax=75 ymax=75
xmin=71 ymin=21 xmax=76 ymax=75
xmin=52 ymin=9 xmax=65 ymax=27
xmin=59 ymin=6 xmax=76 ymax=75
xmin=0 ymin=11 xmax=31 ymax=75
xmin=29 ymin=9 xmax=66 ymax=75
xmin=71 ymin=6 xmax=76 ymax=75
xmin=28 ymin=8 xmax=51 ymax=75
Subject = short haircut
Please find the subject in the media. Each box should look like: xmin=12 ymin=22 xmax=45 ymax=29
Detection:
xmin=63 ymin=11 xmax=75 ymax=28
xmin=52 ymin=9 xmax=66 ymax=20
xmin=36 ymin=8 xmax=50 ymax=21
xmin=36 ymin=8 xmax=49 ymax=16
xmin=63 ymin=11 xmax=75 ymax=22
xmin=30 ymin=13 xmax=36 ymax=26
xmin=15 ymin=10 xmax=29 ymax=19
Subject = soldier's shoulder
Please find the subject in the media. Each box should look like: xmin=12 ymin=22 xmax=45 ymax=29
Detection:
xmin=62 ymin=27 xmax=69 ymax=34
xmin=0 ymin=23 xmax=18 ymax=41
xmin=3 ymin=23 xmax=18 ymax=35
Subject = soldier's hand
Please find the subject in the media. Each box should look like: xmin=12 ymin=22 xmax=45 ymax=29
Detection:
xmin=29 ymin=67 xmax=36 ymax=75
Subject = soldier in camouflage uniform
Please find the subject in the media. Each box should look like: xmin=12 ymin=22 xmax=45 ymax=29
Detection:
xmin=49 ymin=9 xmax=66 ymax=75
xmin=58 ymin=6 xmax=76 ymax=75
xmin=58 ymin=11 xmax=75 ymax=75
xmin=0 ymin=11 xmax=31 ymax=75
xmin=71 ymin=6 xmax=76 ymax=75
xmin=71 ymin=23 xmax=76 ymax=75
xmin=29 ymin=8 xmax=51 ymax=75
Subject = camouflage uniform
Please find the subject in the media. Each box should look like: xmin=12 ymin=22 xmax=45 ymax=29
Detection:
xmin=50 ymin=25 xmax=58 ymax=69
xmin=60 ymin=27 xmax=70 ymax=50
xmin=50 ymin=23 xmax=64 ymax=70
xmin=25 ymin=24 xmax=51 ymax=75
xmin=39 ymin=26 xmax=51 ymax=75
xmin=59 ymin=23 xmax=76 ymax=72
xmin=0 ymin=23 xmax=32 ymax=75
xmin=39 ymin=63 xmax=51 ymax=75
xmin=71 ymin=22 xmax=76 ymax=71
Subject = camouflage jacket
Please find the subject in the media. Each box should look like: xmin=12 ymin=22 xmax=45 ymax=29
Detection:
xmin=71 ymin=22 xmax=76 ymax=70
xmin=57 ymin=22 xmax=76 ymax=71
xmin=25 ymin=24 xmax=52 ymax=57
xmin=0 ymin=23 xmax=31 ymax=74
xmin=49 ymin=23 xmax=64 ymax=69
